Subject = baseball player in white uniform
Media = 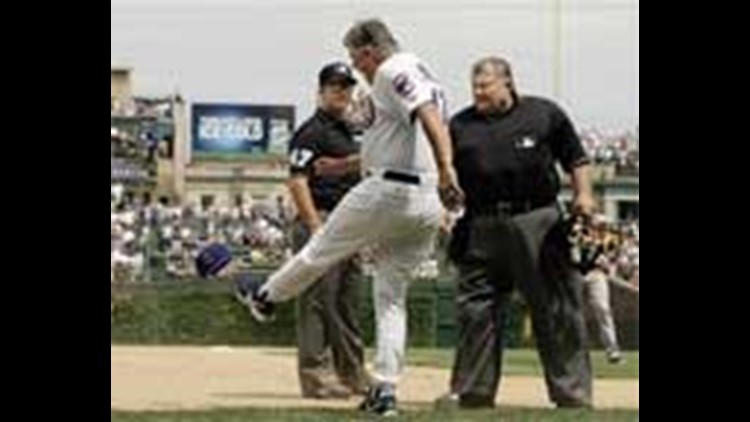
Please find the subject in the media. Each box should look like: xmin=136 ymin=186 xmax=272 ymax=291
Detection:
xmin=234 ymin=19 xmax=464 ymax=416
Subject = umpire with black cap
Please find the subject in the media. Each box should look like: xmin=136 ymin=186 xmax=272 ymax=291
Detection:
xmin=441 ymin=56 xmax=595 ymax=408
xmin=285 ymin=62 xmax=369 ymax=399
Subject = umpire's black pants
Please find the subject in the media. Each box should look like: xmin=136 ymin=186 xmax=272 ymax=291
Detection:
xmin=292 ymin=218 xmax=368 ymax=396
xmin=449 ymin=204 xmax=592 ymax=407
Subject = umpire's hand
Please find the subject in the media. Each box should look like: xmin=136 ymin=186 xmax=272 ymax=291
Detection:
xmin=573 ymin=191 xmax=596 ymax=216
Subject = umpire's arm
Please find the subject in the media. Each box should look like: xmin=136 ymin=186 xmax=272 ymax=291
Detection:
xmin=288 ymin=134 xmax=322 ymax=233
xmin=287 ymin=175 xmax=322 ymax=234
xmin=550 ymin=105 xmax=595 ymax=215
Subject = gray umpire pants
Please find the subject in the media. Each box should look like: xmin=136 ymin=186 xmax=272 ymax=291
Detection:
xmin=449 ymin=204 xmax=592 ymax=407
xmin=292 ymin=218 xmax=369 ymax=396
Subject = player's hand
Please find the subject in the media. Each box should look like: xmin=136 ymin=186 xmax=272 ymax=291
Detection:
xmin=573 ymin=192 xmax=596 ymax=216
xmin=314 ymin=156 xmax=349 ymax=177
xmin=438 ymin=167 xmax=465 ymax=212
xmin=439 ymin=211 xmax=455 ymax=235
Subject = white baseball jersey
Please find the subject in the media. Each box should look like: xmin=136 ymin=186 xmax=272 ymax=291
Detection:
xmin=259 ymin=51 xmax=446 ymax=386
xmin=362 ymin=52 xmax=448 ymax=176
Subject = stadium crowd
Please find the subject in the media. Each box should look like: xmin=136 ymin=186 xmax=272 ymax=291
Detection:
xmin=110 ymin=198 xmax=293 ymax=283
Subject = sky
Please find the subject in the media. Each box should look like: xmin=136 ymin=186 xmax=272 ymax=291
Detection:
xmin=111 ymin=0 xmax=639 ymax=131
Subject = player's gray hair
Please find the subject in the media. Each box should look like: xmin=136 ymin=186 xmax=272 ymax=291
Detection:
xmin=472 ymin=56 xmax=518 ymax=97
xmin=343 ymin=19 xmax=400 ymax=56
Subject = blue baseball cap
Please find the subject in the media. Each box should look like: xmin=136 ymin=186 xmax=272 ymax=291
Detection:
xmin=195 ymin=243 xmax=233 ymax=278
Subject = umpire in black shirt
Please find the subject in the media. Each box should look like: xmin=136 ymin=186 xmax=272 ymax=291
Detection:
xmin=444 ymin=57 xmax=595 ymax=408
xmin=286 ymin=62 xmax=369 ymax=399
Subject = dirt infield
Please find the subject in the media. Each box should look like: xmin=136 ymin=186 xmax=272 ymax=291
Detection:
xmin=111 ymin=346 xmax=639 ymax=411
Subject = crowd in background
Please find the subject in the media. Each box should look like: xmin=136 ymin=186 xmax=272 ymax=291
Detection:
xmin=580 ymin=128 xmax=639 ymax=173
xmin=110 ymin=117 xmax=639 ymax=286
xmin=111 ymin=198 xmax=293 ymax=283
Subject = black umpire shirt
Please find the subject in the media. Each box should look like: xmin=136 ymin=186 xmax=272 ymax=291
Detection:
xmin=450 ymin=96 xmax=590 ymax=213
xmin=288 ymin=108 xmax=360 ymax=212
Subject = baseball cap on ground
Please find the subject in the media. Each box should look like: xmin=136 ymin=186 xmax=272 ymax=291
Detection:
xmin=319 ymin=62 xmax=357 ymax=87
xmin=195 ymin=243 xmax=232 ymax=278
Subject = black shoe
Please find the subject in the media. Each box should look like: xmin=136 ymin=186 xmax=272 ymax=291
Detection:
xmin=234 ymin=273 xmax=275 ymax=323
xmin=458 ymin=393 xmax=495 ymax=409
xmin=606 ymin=349 xmax=625 ymax=364
xmin=358 ymin=384 xmax=398 ymax=417
xmin=341 ymin=377 xmax=371 ymax=396
xmin=556 ymin=399 xmax=593 ymax=409
xmin=433 ymin=392 xmax=459 ymax=411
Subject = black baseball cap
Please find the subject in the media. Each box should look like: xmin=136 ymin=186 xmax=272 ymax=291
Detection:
xmin=319 ymin=62 xmax=357 ymax=87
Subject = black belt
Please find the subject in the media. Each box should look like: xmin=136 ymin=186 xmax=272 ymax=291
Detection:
xmin=382 ymin=170 xmax=421 ymax=185
xmin=471 ymin=199 xmax=556 ymax=217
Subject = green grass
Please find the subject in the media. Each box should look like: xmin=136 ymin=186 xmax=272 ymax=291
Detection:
xmin=111 ymin=407 xmax=638 ymax=421
xmin=265 ymin=348 xmax=639 ymax=380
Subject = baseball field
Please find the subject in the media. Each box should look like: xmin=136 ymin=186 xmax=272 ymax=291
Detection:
xmin=111 ymin=346 xmax=639 ymax=421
